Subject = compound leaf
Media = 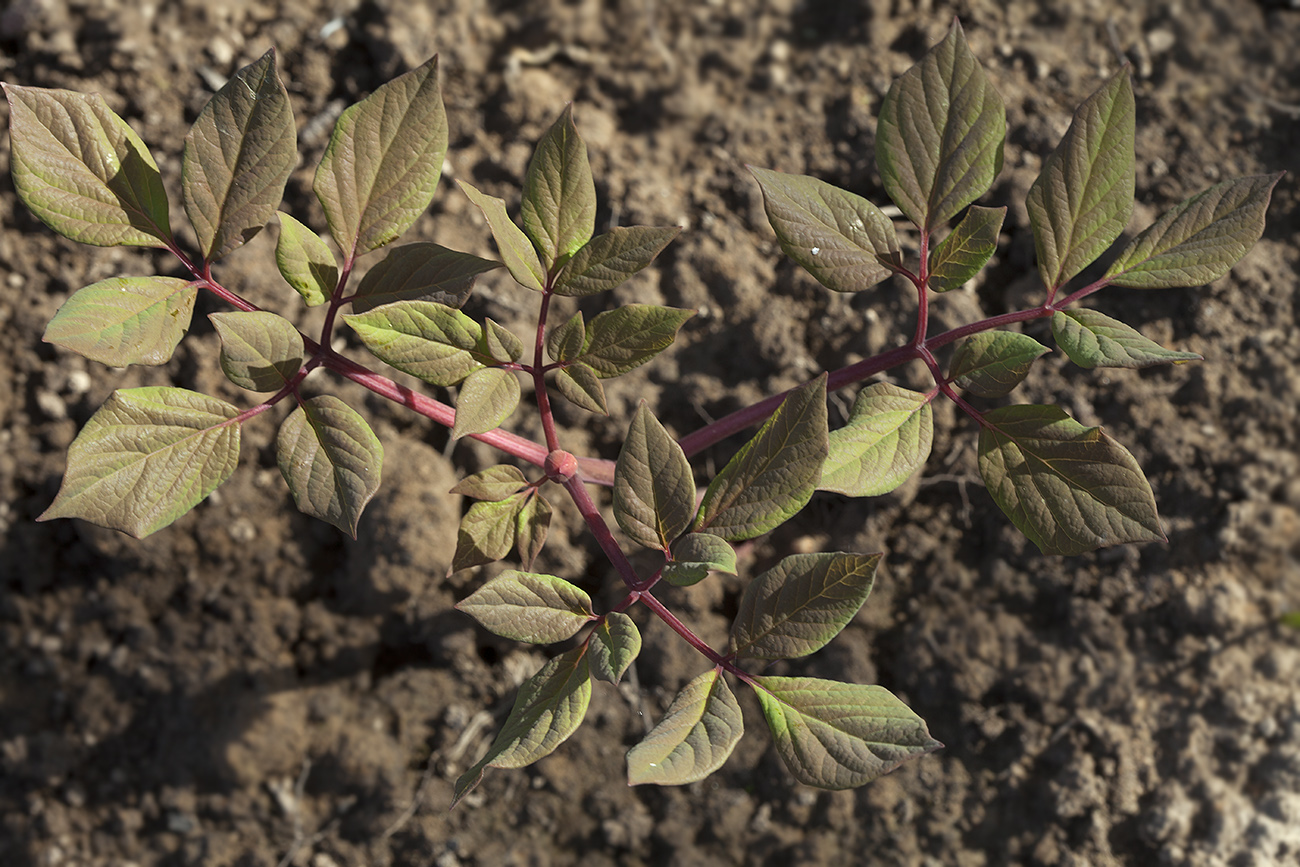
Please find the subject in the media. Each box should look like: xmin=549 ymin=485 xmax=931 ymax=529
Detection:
xmin=1026 ymin=69 xmax=1135 ymax=290
xmin=950 ymin=331 xmax=1050 ymax=398
xmin=275 ymin=212 xmax=337 ymax=306
xmin=663 ymin=533 xmax=738 ymax=587
xmin=351 ymin=243 xmax=498 ymax=313
xmin=521 ymin=105 xmax=596 ymax=272
xmin=456 ymin=570 xmax=594 ymax=644
xmin=1052 ymin=309 xmax=1201 ymax=368
xmin=451 ymin=366 xmax=520 ymax=439
xmin=210 ymin=311 xmax=304 ymax=392
xmin=553 ymin=361 xmax=607 ymax=414
xmin=627 ymin=670 xmax=743 ymax=786
xmin=589 ymin=613 xmax=641 ymax=685
xmin=750 ymin=166 xmax=901 ymax=293
xmin=452 ymin=493 xmax=527 ymax=572
xmin=928 ymin=205 xmax=1005 ymax=292
xmin=4 ymin=83 xmax=172 ymax=248
xmin=313 ymin=56 xmax=446 ymax=257
xmin=545 ymin=311 xmax=586 ymax=363
xmin=752 ymin=677 xmax=942 ymax=790
xmin=694 ymin=375 xmax=828 ymax=541
xmin=43 ymin=276 xmax=196 ymax=367
xmin=344 ymin=300 xmax=484 ymax=387
xmin=614 ymin=405 xmax=696 ymax=550
xmin=552 ymin=226 xmax=681 ymax=297
xmin=453 ymin=646 xmax=592 ymax=807
xmin=575 ymin=305 xmax=694 ymax=378
xmin=820 ymin=383 xmax=933 ymax=497
xmin=182 ymin=49 xmax=295 ymax=262
xmin=39 ymin=387 xmax=240 ymax=538
xmin=875 ymin=20 xmax=1006 ymax=232
xmin=1105 ymin=173 xmax=1283 ymax=289
xmin=732 ymin=553 xmax=880 ymax=660
xmin=275 ymin=395 xmax=383 ymax=538
xmin=977 ymin=404 xmax=1165 ymax=555
xmin=451 ymin=465 xmax=529 ymax=501
xmin=515 ymin=492 xmax=552 ymax=571
xmin=457 ymin=180 xmax=546 ymax=291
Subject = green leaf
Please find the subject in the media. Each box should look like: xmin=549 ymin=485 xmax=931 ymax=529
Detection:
xmin=749 ymin=166 xmax=901 ymax=293
xmin=275 ymin=395 xmax=383 ymax=537
xmin=545 ymin=311 xmax=586 ymax=363
xmin=694 ymin=375 xmax=828 ymax=541
xmin=450 ymin=465 xmax=529 ymax=500
xmin=663 ymin=533 xmax=738 ymax=587
xmin=521 ymin=105 xmax=596 ymax=272
xmin=949 ymin=331 xmax=1050 ymax=398
xmin=451 ymin=366 xmax=521 ymax=439
xmin=456 ymin=570 xmax=594 ymax=644
xmin=313 ymin=56 xmax=446 ymax=256
xmin=1105 ymin=174 xmax=1283 ymax=289
xmin=452 ymin=493 xmax=527 ymax=572
xmin=515 ymin=492 xmax=552 ymax=571
xmin=457 ymin=180 xmax=546 ymax=292
xmin=350 ymin=243 xmax=498 ymax=314
xmin=43 ymin=276 xmax=196 ymax=367
xmin=182 ymin=50 xmax=295 ymax=262
xmin=209 ymin=311 xmax=304 ymax=392
xmin=344 ymin=300 xmax=484 ymax=387
xmin=39 ymin=387 xmax=240 ymax=538
xmin=752 ymin=677 xmax=941 ymax=790
xmin=614 ymin=405 xmax=696 ymax=550
xmin=552 ymin=226 xmax=681 ymax=297
xmin=453 ymin=647 xmax=592 ymax=807
xmin=484 ymin=318 xmax=524 ymax=364
xmin=732 ymin=552 xmax=880 ymax=660
xmin=589 ymin=613 xmax=641 ymax=685
xmin=575 ymin=304 xmax=694 ymax=378
xmin=1052 ymin=309 xmax=1201 ymax=369
xmin=1026 ymin=69 xmax=1135 ymax=291
xmin=275 ymin=212 xmax=338 ymax=307
xmin=1281 ymin=611 xmax=1300 ymax=631
xmin=928 ymin=205 xmax=1005 ymax=293
xmin=875 ymin=20 xmax=1006 ymax=232
xmin=3 ymin=84 xmax=172 ymax=248
xmin=627 ymin=671 xmax=743 ymax=786
xmin=820 ymin=383 xmax=933 ymax=497
xmin=977 ymin=404 xmax=1165 ymax=555
xmin=553 ymin=362 xmax=607 ymax=414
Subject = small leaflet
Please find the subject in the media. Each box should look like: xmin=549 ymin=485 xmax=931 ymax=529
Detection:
xmin=344 ymin=300 xmax=485 ymax=387
xmin=276 ymin=212 xmax=337 ymax=307
xmin=39 ymin=387 xmax=241 ymax=538
xmin=573 ymin=305 xmax=695 ymax=378
xmin=552 ymin=226 xmax=680 ymax=297
xmin=521 ymin=105 xmax=596 ymax=272
xmin=752 ymin=676 xmax=942 ymax=789
xmin=1051 ymin=309 xmax=1201 ymax=369
xmin=589 ymin=612 xmax=641 ymax=685
xmin=313 ymin=56 xmax=447 ymax=256
xmin=820 ymin=383 xmax=933 ymax=497
xmin=875 ymin=20 xmax=1006 ymax=232
xmin=627 ymin=670 xmax=743 ymax=786
xmin=977 ymin=404 xmax=1165 ymax=555
xmin=731 ymin=552 xmax=880 ymax=661
xmin=452 ymin=646 xmax=592 ymax=807
xmin=451 ymin=367 xmax=521 ymax=439
xmin=949 ymin=331 xmax=1050 ymax=398
xmin=613 ymin=405 xmax=696 ymax=550
xmin=350 ymin=243 xmax=498 ymax=313
xmin=210 ymin=311 xmax=305 ymax=392
xmin=662 ymin=533 xmax=738 ymax=587
xmin=276 ymin=395 xmax=384 ymax=538
xmin=455 ymin=570 xmax=594 ymax=644
xmin=43 ymin=276 xmax=196 ymax=367
xmin=694 ymin=375 xmax=828 ymax=541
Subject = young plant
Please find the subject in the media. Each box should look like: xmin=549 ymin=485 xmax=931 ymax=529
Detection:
xmin=3 ymin=20 xmax=1278 ymax=800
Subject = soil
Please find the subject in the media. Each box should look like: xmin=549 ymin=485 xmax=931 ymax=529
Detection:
xmin=2 ymin=1 xmax=1299 ymax=865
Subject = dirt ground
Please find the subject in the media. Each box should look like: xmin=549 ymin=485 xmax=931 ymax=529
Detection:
xmin=2 ymin=0 xmax=1299 ymax=864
